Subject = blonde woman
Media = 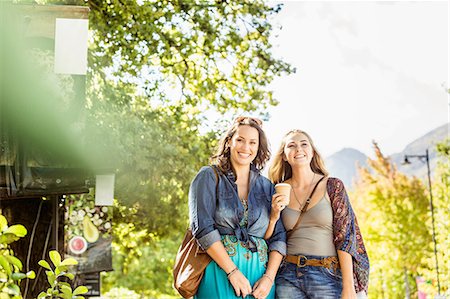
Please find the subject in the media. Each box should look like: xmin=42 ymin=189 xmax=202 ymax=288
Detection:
xmin=267 ymin=129 xmax=369 ymax=299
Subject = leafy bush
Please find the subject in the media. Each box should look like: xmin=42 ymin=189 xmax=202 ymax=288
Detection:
xmin=0 ymin=214 xmax=87 ymax=299
xmin=102 ymin=287 xmax=140 ymax=299
xmin=0 ymin=215 xmax=35 ymax=299
xmin=37 ymin=250 xmax=88 ymax=299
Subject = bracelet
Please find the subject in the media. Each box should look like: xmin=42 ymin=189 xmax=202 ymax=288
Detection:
xmin=226 ymin=267 xmax=238 ymax=280
xmin=262 ymin=274 xmax=274 ymax=284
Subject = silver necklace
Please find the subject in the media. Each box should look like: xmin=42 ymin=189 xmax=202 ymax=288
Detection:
xmin=291 ymin=173 xmax=316 ymax=211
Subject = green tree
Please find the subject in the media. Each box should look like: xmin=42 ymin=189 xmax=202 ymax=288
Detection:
xmin=352 ymin=142 xmax=431 ymax=298
xmin=419 ymin=139 xmax=450 ymax=297
xmin=83 ymin=0 xmax=293 ymax=234
xmin=27 ymin=0 xmax=294 ymax=232
xmin=29 ymin=0 xmax=294 ymax=296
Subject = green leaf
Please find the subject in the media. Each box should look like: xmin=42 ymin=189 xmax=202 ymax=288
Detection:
xmin=0 ymin=256 xmax=11 ymax=275
xmin=11 ymin=272 xmax=26 ymax=280
xmin=0 ymin=233 xmax=20 ymax=245
xmin=64 ymin=273 xmax=74 ymax=280
xmin=37 ymin=291 xmax=47 ymax=299
xmin=49 ymin=250 xmax=61 ymax=267
xmin=45 ymin=271 xmax=55 ymax=286
xmin=60 ymin=285 xmax=72 ymax=297
xmin=5 ymin=256 xmax=22 ymax=270
xmin=59 ymin=282 xmax=71 ymax=288
xmin=26 ymin=270 xmax=36 ymax=279
xmin=4 ymin=225 xmax=27 ymax=237
xmin=6 ymin=284 xmax=20 ymax=295
xmin=73 ymin=285 xmax=88 ymax=295
xmin=38 ymin=260 xmax=52 ymax=270
xmin=60 ymin=258 xmax=78 ymax=266
xmin=0 ymin=215 xmax=7 ymax=232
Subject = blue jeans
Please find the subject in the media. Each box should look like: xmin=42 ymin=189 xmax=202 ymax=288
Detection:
xmin=276 ymin=255 xmax=343 ymax=299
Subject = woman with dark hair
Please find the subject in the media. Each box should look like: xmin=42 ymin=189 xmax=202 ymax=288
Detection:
xmin=189 ymin=117 xmax=286 ymax=299
xmin=267 ymin=129 xmax=369 ymax=299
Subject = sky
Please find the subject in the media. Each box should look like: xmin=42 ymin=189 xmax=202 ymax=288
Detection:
xmin=264 ymin=1 xmax=449 ymax=158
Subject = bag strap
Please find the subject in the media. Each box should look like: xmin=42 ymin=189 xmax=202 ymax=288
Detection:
xmin=287 ymin=176 xmax=326 ymax=236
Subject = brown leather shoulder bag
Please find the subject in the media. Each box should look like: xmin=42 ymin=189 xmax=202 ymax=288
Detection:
xmin=173 ymin=166 xmax=219 ymax=298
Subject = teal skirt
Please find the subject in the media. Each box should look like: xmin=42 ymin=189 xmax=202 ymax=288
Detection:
xmin=195 ymin=235 xmax=275 ymax=299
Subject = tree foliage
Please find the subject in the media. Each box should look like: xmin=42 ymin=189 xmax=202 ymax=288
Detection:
xmin=27 ymin=0 xmax=294 ymax=296
xmin=424 ymin=138 xmax=450 ymax=297
xmin=352 ymin=142 xmax=432 ymax=298
xmin=29 ymin=0 xmax=294 ymax=235
xmin=86 ymin=0 xmax=293 ymax=111
xmin=81 ymin=0 xmax=293 ymax=235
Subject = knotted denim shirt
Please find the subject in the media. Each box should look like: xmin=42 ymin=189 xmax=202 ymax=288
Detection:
xmin=189 ymin=165 xmax=286 ymax=256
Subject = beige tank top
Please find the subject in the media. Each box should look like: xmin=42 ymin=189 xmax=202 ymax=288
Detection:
xmin=281 ymin=194 xmax=337 ymax=256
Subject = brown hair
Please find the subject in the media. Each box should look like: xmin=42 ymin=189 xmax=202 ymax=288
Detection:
xmin=210 ymin=117 xmax=270 ymax=173
xmin=269 ymin=129 xmax=328 ymax=184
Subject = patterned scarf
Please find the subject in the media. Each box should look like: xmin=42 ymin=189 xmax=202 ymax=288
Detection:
xmin=327 ymin=177 xmax=370 ymax=294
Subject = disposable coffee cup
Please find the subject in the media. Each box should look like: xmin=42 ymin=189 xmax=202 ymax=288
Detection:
xmin=275 ymin=183 xmax=291 ymax=206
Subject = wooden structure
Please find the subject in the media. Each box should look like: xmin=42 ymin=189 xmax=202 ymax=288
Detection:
xmin=0 ymin=4 xmax=93 ymax=298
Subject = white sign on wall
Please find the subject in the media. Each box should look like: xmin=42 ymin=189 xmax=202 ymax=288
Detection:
xmin=95 ymin=174 xmax=115 ymax=206
xmin=54 ymin=18 xmax=88 ymax=75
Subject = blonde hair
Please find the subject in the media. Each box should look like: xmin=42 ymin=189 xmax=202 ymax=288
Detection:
xmin=269 ymin=129 xmax=328 ymax=184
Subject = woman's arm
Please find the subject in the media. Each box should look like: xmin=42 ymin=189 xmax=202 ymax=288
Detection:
xmin=264 ymin=193 xmax=287 ymax=239
xmin=254 ymin=191 xmax=287 ymax=298
xmin=338 ymin=250 xmax=357 ymax=299
xmin=189 ymin=167 xmax=220 ymax=247
xmin=252 ymin=250 xmax=283 ymax=299
xmin=206 ymin=241 xmax=252 ymax=298
xmin=329 ymin=177 xmax=370 ymax=295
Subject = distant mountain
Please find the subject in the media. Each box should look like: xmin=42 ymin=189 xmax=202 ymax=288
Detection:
xmin=325 ymin=123 xmax=449 ymax=190
xmin=325 ymin=148 xmax=368 ymax=189
xmin=393 ymin=123 xmax=449 ymax=178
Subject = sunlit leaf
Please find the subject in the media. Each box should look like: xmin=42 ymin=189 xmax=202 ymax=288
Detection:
xmin=4 ymin=225 xmax=26 ymax=237
xmin=0 ymin=256 xmax=11 ymax=275
xmin=60 ymin=258 xmax=78 ymax=266
xmin=73 ymin=285 xmax=88 ymax=295
xmin=49 ymin=250 xmax=61 ymax=267
xmin=38 ymin=260 xmax=52 ymax=271
xmin=26 ymin=270 xmax=36 ymax=279
xmin=0 ymin=215 xmax=7 ymax=232
xmin=5 ymin=256 xmax=22 ymax=270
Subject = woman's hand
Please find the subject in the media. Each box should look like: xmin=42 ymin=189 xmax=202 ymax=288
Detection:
xmin=264 ymin=194 xmax=287 ymax=240
xmin=338 ymin=250 xmax=357 ymax=299
xmin=270 ymin=194 xmax=288 ymax=221
xmin=228 ymin=269 xmax=252 ymax=298
xmin=252 ymin=274 xmax=274 ymax=299
xmin=341 ymin=286 xmax=357 ymax=299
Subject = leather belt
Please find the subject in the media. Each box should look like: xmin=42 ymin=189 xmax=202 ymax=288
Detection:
xmin=285 ymin=255 xmax=340 ymax=270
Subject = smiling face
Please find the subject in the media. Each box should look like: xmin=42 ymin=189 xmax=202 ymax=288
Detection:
xmin=229 ymin=125 xmax=259 ymax=168
xmin=283 ymin=132 xmax=314 ymax=167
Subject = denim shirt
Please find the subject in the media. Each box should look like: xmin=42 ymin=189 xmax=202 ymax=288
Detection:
xmin=189 ymin=165 xmax=287 ymax=256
